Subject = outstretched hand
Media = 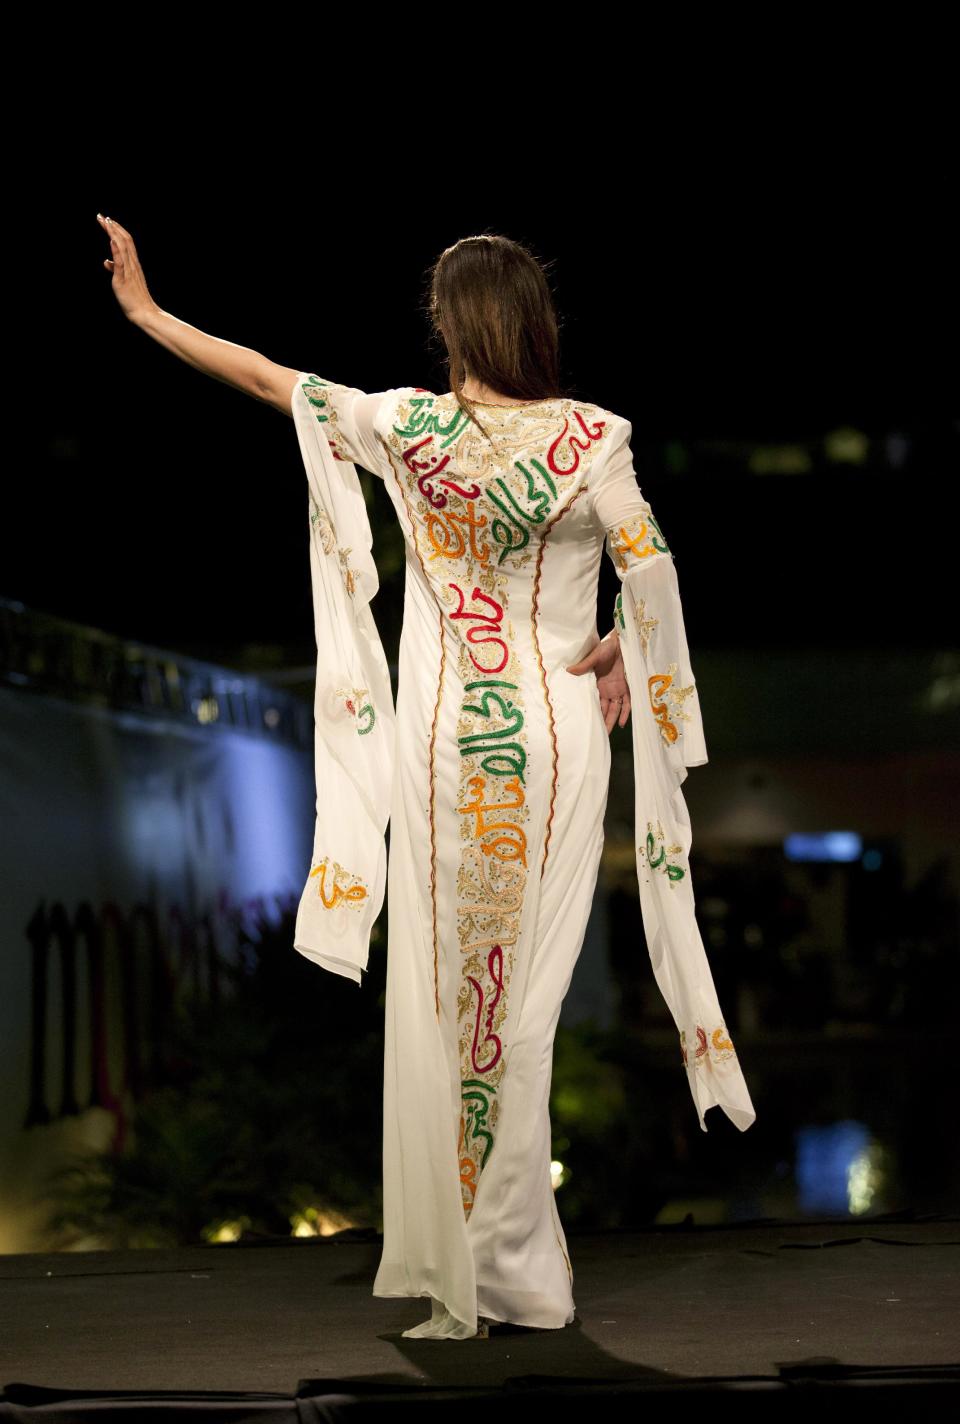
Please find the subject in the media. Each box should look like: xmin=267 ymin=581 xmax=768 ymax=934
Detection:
xmin=96 ymin=213 xmax=157 ymax=325
xmin=566 ymin=629 xmax=632 ymax=733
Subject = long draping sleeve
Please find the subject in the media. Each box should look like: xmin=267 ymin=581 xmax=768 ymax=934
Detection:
xmin=590 ymin=414 xmax=757 ymax=1133
xmin=289 ymin=372 xmax=397 ymax=984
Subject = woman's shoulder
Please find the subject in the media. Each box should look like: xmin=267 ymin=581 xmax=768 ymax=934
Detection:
xmin=390 ymin=386 xmax=620 ymax=416
xmin=377 ymin=387 xmax=627 ymax=444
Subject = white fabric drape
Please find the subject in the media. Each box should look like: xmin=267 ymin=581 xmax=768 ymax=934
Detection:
xmin=591 ymin=415 xmax=756 ymax=1132
xmin=288 ymin=378 xmax=757 ymax=1130
xmin=289 ymin=373 xmax=396 ymax=985
xmin=284 ymin=377 xmax=757 ymax=1340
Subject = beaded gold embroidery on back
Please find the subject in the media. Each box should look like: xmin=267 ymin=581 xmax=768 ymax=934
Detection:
xmin=428 ymin=392 xmax=607 ymax=484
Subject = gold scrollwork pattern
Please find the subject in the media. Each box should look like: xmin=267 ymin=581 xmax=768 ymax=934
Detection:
xmin=383 ymin=390 xmax=615 ymax=1222
xmin=307 ymin=857 xmax=369 ymax=909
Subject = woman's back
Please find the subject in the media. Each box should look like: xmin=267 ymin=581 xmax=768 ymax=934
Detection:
xmin=296 ymin=376 xmax=641 ymax=612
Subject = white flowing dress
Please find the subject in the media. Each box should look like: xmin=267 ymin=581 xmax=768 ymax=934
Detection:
xmin=289 ymin=375 xmax=757 ymax=1340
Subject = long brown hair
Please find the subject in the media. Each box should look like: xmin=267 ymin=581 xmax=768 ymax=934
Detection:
xmin=423 ymin=232 xmax=571 ymax=443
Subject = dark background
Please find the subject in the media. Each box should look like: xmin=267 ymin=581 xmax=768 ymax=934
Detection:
xmin=5 ymin=105 xmax=958 ymax=1249
xmin=17 ymin=141 xmax=957 ymax=667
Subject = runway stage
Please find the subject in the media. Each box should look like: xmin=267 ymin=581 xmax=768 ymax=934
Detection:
xmin=1 ymin=1217 xmax=957 ymax=1417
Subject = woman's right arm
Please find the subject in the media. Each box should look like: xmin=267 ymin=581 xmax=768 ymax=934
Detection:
xmin=97 ymin=213 xmax=299 ymax=417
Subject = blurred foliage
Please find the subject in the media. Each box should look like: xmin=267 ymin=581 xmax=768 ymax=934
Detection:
xmin=38 ymin=905 xmax=387 ymax=1250
xmin=550 ymin=1020 xmax=674 ymax=1228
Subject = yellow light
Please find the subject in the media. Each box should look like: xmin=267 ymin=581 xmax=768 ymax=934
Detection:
xmin=203 ymin=1216 xmax=251 ymax=1243
xmin=195 ymin=695 xmax=220 ymax=724
xmin=824 ymin=426 xmax=870 ymax=465
xmin=747 ymin=445 xmax=813 ymax=475
xmin=288 ymin=1205 xmax=358 ymax=1237
xmin=848 ymin=1141 xmax=887 ymax=1215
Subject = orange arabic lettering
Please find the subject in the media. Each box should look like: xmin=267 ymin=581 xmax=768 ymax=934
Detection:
xmin=309 ymin=858 xmax=369 ymax=908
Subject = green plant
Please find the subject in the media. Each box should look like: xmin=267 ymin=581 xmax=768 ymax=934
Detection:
xmin=39 ymin=906 xmax=386 ymax=1250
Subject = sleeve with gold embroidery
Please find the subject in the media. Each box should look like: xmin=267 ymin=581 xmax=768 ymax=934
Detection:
xmin=294 ymin=373 xmax=396 ymax=478
xmin=589 ymin=414 xmax=757 ymax=1134
xmin=289 ymin=374 xmax=397 ymax=987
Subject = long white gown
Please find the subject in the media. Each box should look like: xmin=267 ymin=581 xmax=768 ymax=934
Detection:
xmin=289 ymin=374 xmax=757 ymax=1340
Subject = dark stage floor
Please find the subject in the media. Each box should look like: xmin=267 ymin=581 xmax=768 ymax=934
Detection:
xmin=1 ymin=1218 xmax=958 ymax=1407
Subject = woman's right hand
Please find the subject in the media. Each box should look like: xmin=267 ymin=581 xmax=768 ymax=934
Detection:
xmin=96 ymin=213 xmax=158 ymax=325
xmin=566 ymin=628 xmax=632 ymax=733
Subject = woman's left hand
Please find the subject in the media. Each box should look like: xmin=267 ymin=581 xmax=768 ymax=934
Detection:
xmin=566 ymin=629 xmax=632 ymax=733
xmin=96 ymin=213 xmax=158 ymax=325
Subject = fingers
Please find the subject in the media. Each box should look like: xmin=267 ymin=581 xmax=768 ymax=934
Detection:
xmin=599 ymin=691 xmax=631 ymax=734
xmin=97 ymin=213 xmax=130 ymax=239
xmin=97 ymin=214 xmax=131 ymax=270
xmin=97 ymin=215 xmax=123 ymax=271
xmin=567 ymin=642 xmax=605 ymax=674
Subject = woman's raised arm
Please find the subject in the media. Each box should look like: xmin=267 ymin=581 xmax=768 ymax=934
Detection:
xmin=96 ymin=213 xmax=298 ymax=416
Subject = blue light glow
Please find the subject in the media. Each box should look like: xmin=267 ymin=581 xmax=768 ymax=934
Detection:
xmin=783 ymin=831 xmax=863 ymax=863
xmin=795 ymin=1119 xmax=878 ymax=1216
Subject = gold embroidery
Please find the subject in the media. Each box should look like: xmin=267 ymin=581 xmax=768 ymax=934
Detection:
xmin=680 ymin=1023 xmax=739 ymax=1066
xmin=638 ymin=819 xmax=686 ymax=886
xmin=391 ymin=391 xmax=613 ymax=489
xmin=381 ymin=388 xmax=615 ymax=1220
xmin=308 ymin=858 xmax=369 ymax=908
xmin=648 ymin=662 xmax=697 ymax=747
xmin=632 ymin=596 xmax=659 ymax=658
xmin=332 ymin=685 xmax=376 ymax=735
xmin=308 ymin=491 xmax=359 ymax=598
xmin=606 ymin=509 xmax=670 ymax=573
xmin=337 ymin=549 xmax=357 ymax=598
xmin=309 ymin=492 xmax=336 ymax=554
xmin=302 ymin=376 xmax=356 ymax=464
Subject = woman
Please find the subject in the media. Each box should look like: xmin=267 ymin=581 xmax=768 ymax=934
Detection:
xmin=96 ymin=217 xmax=756 ymax=1341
